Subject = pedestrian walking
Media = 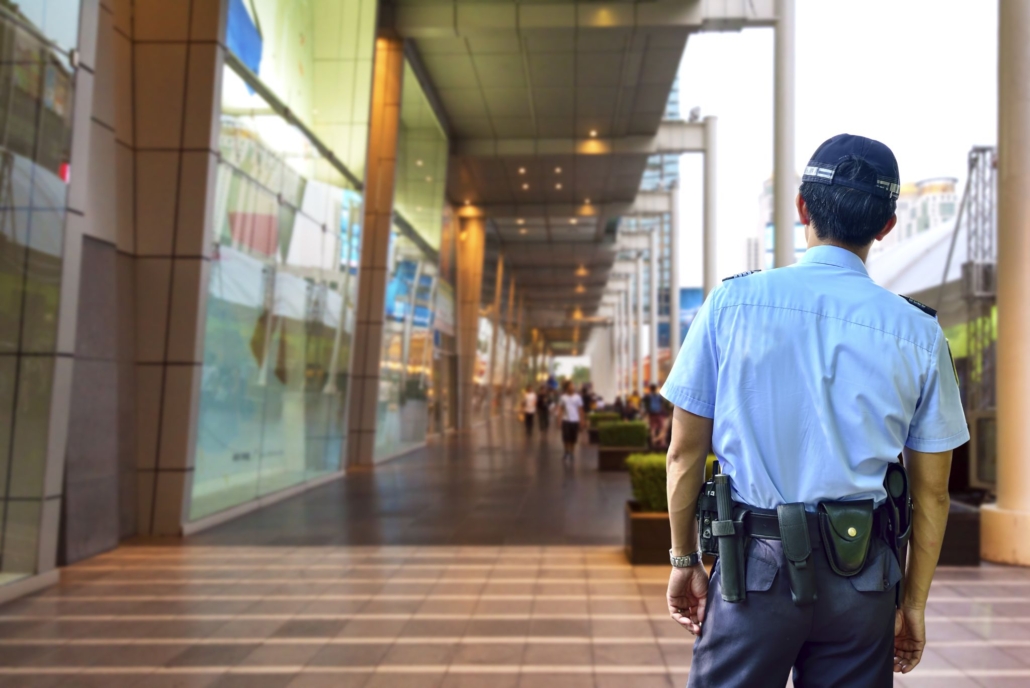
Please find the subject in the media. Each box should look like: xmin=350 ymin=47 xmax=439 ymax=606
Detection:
xmin=661 ymin=135 xmax=968 ymax=687
xmin=521 ymin=385 xmax=537 ymax=436
xmin=642 ymin=383 xmax=665 ymax=447
xmin=537 ymin=385 xmax=550 ymax=432
xmin=556 ymin=380 xmax=583 ymax=462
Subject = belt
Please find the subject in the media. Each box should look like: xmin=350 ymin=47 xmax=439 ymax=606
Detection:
xmin=738 ymin=504 xmax=824 ymax=546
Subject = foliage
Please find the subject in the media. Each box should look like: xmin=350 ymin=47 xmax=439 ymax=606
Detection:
xmin=598 ymin=420 xmax=648 ymax=448
xmin=571 ymin=366 xmax=591 ymax=384
xmin=626 ymin=453 xmax=668 ymax=513
xmin=588 ymin=412 xmax=621 ymax=429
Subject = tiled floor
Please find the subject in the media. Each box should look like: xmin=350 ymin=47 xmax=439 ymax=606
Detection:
xmin=1 ymin=422 xmax=1029 ymax=687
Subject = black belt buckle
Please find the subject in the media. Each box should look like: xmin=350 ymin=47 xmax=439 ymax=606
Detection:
xmin=777 ymin=503 xmax=818 ymax=607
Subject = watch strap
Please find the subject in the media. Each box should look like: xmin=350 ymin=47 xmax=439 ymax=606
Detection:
xmin=669 ymin=550 xmax=702 ymax=568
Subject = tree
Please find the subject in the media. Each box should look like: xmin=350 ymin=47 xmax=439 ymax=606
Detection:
xmin=571 ymin=365 xmax=591 ymax=384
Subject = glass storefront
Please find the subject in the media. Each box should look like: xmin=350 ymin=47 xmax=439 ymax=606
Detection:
xmin=189 ymin=0 xmax=374 ymax=520
xmin=0 ymin=0 xmax=78 ymax=584
xmin=371 ymin=58 xmax=449 ymax=460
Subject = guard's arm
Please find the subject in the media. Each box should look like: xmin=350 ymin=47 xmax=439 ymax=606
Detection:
xmin=900 ymin=447 xmax=953 ymax=609
xmin=667 ymin=407 xmax=714 ymax=556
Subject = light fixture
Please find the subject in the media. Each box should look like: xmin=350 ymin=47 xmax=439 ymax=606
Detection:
xmin=575 ymin=265 xmax=588 ymax=277
xmin=589 ymin=129 xmax=598 ymax=138
xmin=584 ymin=198 xmax=591 ymax=205
xmin=516 ymin=218 xmax=525 ymax=225
xmin=570 ymin=218 xmax=578 ymax=225
xmin=416 ymin=159 xmax=423 ymax=166
xmin=555 ymin=167 xmax=562 ymax=174
xmin=425 ymin=176 xmax=433 ymax=182
xmin=575 ymin=284 xmax=585 ymax=294
xmin=555 ymin=183 xmax=562 ymax=190
xmin=464 ymin=199 xmax=471 ymax=206
xmin=522 ymin=183 xmax=529 ymax=190
xmin=518 ymin=167 xmax=526 ymax=175
xmin=519 ymin=228 xmax=528 ymax=235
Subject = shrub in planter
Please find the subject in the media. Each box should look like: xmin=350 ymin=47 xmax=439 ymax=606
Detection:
xmin=598 ymin=421 xmax=648 ymax=447
xmin=626 ymin=453 xmax=668 ymax=512
xmin=589 ymin=412 xmax=621 ymax=429
xmin=624 ymin=453 xmax=670 ymax=564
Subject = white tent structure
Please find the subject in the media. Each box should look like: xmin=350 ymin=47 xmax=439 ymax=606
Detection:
xmin=867 ymin=220 xmax=969 ymax=330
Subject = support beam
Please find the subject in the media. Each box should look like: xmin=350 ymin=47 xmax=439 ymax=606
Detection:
xmin=649 ymin=229 xmax=659 ymax=386
xmin=489 ymin=255 xmax=504 ymax=416
xmin=703 ymin=116 xmax=719 ymax=297
xmin=773 ymin=0 xmax=797 ymax=268
xmin=982 ymin=0 xmax=1030 ymax=565
xmin=636 ymin=254 xmax=644 ymax=393
xmin=457 ymin=218 xmax=487 ymax=430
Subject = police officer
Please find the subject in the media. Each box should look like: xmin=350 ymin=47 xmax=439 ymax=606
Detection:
xmin=661 ymin=135 xmax=968 ymax=687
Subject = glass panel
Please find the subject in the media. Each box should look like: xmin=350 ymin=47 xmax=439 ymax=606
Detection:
xmin=4 ymin=0 xmax=82 ymax=54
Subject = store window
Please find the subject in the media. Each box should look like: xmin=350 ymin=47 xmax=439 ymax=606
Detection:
xmin=0 ymin=0 xmax=78 ymax=585
xmin=189 ymin=0 xmax=374 ymax=521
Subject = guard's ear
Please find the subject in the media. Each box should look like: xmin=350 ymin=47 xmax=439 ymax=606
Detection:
xmin=796 ymin=193 xmax=810 ymax=226
xmin=874 ymin=214 xmax=898 ymax=242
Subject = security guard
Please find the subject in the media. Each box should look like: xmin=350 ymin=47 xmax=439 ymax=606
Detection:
xmin=661 ymin=135 xmax=968 ymax=687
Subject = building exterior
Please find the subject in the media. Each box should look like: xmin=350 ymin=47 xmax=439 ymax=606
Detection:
xmin=750 ymin=174 xmax=806 ymax=270
xmin=870 ymin=177 xmax=959 ymax=256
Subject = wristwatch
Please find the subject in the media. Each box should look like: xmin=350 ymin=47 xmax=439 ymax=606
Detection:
xmin=669 ymin=550 xmax=703 ymax=568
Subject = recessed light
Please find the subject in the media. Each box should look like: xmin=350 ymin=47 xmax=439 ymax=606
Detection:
xmin=555 ymin=167 xmax=562 ymax=174
xmin=416 ymin=159 xmax=423 ymax=166
xmin=518 ymin=167 xmax=526 ymax=175
xmin=589 ymin=129 xmax=598 ymax=138
xmin=425 ymin=176 xmax=433 ymax=182
xmin=575 ymin=285 xmax=585 ymax=294
xmin=555 ymin=183 xmax=562 ymax=190
xmin=519 ymin=228 xmax=528 ymax=235
xmin=570 ymin=218 xmax=578 ymax=225
xmin=464 ymin=199 xmax=471 ymax=206
xmin=522 ymin=183 xmax=529 ymax=190
xmin=584 ymin=198 xmax=591 ymax=205
xmin=517 ymin=218 xmax=525 ymax=225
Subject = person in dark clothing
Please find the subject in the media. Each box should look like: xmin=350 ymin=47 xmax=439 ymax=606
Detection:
xmin=537 ymin=385 xmax=550 ymax=431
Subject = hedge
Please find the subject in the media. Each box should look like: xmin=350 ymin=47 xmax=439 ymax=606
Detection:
xmin=626 ymin=453 xmax=667 ymax=512
xmin=588 ymin=412 xmax=621 ymax=429
xmin=598 ymin=420 xmax=648 ymax=448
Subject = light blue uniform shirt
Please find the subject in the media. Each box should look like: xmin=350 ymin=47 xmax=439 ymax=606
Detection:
xmin=662 ymin=245 xmax=969 ymax=509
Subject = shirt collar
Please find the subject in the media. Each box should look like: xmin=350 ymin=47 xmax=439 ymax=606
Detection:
xmin=798 ymin=245 xmax=869 ymax=275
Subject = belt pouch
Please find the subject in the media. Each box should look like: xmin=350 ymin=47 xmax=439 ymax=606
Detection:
xmin=714 ymin=475 xmax=745 ymax=602
xmin=777 ymin=503 xmax=817 ymax=606
xmin=818 ymin=500 xmax=874 ymax=577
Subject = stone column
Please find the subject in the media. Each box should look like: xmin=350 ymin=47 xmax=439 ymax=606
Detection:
xmin=346 ymin=35 xmax=404 ymax=466
xmin=456 ymin=218 xmax=486 ymax=431
xmin=982 ymin=0 xmax=1030 ymax=565
xmin=774 ymin=0 xmax=797 ymax=268
xmin=502 ymin=274 xmax=515 ymax=405
xmin=636 ymin=255 xmax=644 ymax=392
xmin=488 ymin=256 xmax=504 ymax=416
xmin=703 ymin=116 xmax=719 ymax=297
xmin=649 ymin=229 xmax=659 ymax=386
xmin=612 ymin=301 xmax=622 ymax=397
xmin=670 ymin=185 xmax=682 ymax=361
xmin=624 ymin=288 xmax=633 ymax=393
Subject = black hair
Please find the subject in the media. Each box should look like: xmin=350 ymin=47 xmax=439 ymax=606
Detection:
xmin=798 ymin=156 xmax=896 ymax=248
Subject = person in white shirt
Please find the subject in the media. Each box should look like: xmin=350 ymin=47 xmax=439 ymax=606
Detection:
xmin=556 ymin=380 xmax=584 ymax=461
xmin=522 ymin=386 xmax=537 ymax=436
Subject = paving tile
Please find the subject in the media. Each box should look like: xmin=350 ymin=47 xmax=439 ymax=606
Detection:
xmin=167 ymin=644 xmax=261 ymax=667
xmin=306 ymin=643 xmax=391 ymax=667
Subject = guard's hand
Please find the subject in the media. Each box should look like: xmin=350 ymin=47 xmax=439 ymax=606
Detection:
xmin=667 ymin=564 xmax=708 ymax=636
xmin=894 ymin=605 xmax=926 ymax=673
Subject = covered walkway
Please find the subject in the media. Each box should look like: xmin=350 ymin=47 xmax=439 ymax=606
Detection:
xmin=0 ymin=424 xmax=1028 ymax=688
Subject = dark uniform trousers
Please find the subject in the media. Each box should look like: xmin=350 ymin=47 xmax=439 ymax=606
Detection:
xmin=687 ymin=536 xmax=902 ymax=688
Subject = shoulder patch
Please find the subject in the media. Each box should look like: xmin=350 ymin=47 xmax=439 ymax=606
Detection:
xmin=901 ymin=295 xmax=937 ymax=318
xmin=722 ymin=270 xmax=761 ymax=282
xmin=945 ymin=339 xmax=960 ymax=385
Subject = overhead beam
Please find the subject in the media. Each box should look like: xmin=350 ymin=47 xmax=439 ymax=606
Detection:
xmin=394 ymin=1 xmax=776 ymax=38
xmin=454 ymin=121 xmax=705 ymax=158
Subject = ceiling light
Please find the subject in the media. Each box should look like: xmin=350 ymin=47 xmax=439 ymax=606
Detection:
xmin=575 ymin=285 xmax=585 ymax=294
xmin=464 ymin=199 xmax=471 ymax=206
xmin=589 ymin=129 xmax=598 ymax=138
xmin=522 ymin=183 xmax=529 ymax=190
xmin=519 ymin=228 xmax=528 ymax=235
xmin=555 ymin=167 xmax=562 ymax=174
xmin=517 ymin=218 xmax=525 ymax=225
xmin=518 ymin=167 xmax=526 ymax=175
xmin=570 ymin=218 xmax=578 ymax=225
xmin=575 ymin=265 xmax=589 ymax=277
xmin=416 ymin=159 xmax=423 ymax=166
xmin=555 ymin=183 xmax=562 ymax=190
xmin=425 ymin=176 xmax=433 ymax=182
xmin=584 ymin=198 xmax=591 ymax=205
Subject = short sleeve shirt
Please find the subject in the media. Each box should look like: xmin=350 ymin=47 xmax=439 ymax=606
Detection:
xmin=560 ymin=394 xmax=583 ymax=423
xmin=661 ymin=245 xmax=969 ymax=509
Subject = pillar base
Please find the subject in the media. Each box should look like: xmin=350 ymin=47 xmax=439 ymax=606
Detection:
xmin=981 ymin=503 xmax=1030 ymax=566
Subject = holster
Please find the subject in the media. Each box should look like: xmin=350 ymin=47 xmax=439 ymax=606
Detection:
xmin=713 ymin=474 xmax=746 ymax=602
xmin=884 ymin=462 xmax=913 ymax=607
xmin=777 ymin=503 xmax=817 ymax=606
xmin=818 ymin=499 xmax=874 ymax=576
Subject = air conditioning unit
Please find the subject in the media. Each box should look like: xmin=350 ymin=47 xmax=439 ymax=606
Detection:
xmin=962 ymin=261 xmax=996 ymax=298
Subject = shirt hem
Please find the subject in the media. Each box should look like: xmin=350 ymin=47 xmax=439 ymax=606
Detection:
xmin=904 ymin=429 xmax=971 ymax=453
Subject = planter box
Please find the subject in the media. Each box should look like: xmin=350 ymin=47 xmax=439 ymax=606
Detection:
xmin=598 ymin=446 xmax=645 ymax=471
xmin=588 ymin=428 xmax=600 ymax=444
xmin=940 ymin=501 xmax=980 ymax=566
xmin=625 ymin=501 xmax=671 ymax=565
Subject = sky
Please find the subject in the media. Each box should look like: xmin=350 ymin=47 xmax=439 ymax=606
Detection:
xmin=675 ymin=0 xmax=999 ymax=286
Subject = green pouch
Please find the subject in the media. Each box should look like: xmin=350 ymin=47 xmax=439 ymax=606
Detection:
xmin=818 ymin=499 xmax=874 ymax=577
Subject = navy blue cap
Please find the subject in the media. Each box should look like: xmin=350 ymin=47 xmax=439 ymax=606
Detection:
xmin=802 ymin=134 xmax=900 ymax=200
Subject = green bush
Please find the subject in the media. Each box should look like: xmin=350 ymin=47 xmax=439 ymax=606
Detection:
xmin=626 ymin=453 xmax=667 ymax=512
xmin=598 ymin=420 xmax=648 ymax=448
xmin=588 ymin=412 xmax=621 ymax=429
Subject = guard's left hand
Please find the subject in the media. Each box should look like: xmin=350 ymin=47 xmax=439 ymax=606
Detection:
xmin=667 ymin=564 xmax=709 ymax=636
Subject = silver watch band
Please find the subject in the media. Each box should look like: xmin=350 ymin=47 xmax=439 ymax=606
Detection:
xmin=669 ymin=550 xmax=703 ymax=568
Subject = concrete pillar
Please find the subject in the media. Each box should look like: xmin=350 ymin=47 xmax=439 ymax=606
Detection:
xmin=346 ymin=35 xmax=404 ymax=466
xmin=624 ymin=288 xmax=633 ymax=393
xmin=502 ymin=274 xmax=515 ymax=406
xmin=457 ymin=218 xmax=486 ymax=431
xmin=774 ymin=0 xmax=797 ymax=268
xmin=703 ymin=116 xmax=719 ymax=296
xmin=649 ymin=230 xmax=659 ymax=386
xmin=982 ymin=0 xmax=1030 ymax=565
xmin=515 ymin=295 xmax=524 ymax=389
xmin=670 ymin=186 xmax=682 ymax=361
xmin=612 ymin=302 xmax=622 ymax=397
xmin=488 ymin=256 xmax=504 ymax=415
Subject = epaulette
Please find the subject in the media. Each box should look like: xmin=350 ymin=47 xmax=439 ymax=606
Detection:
xmin=722 ymin=270 xmax=760 ymax=282
xmin=901 ymin=295 xmax=937 ymax=318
